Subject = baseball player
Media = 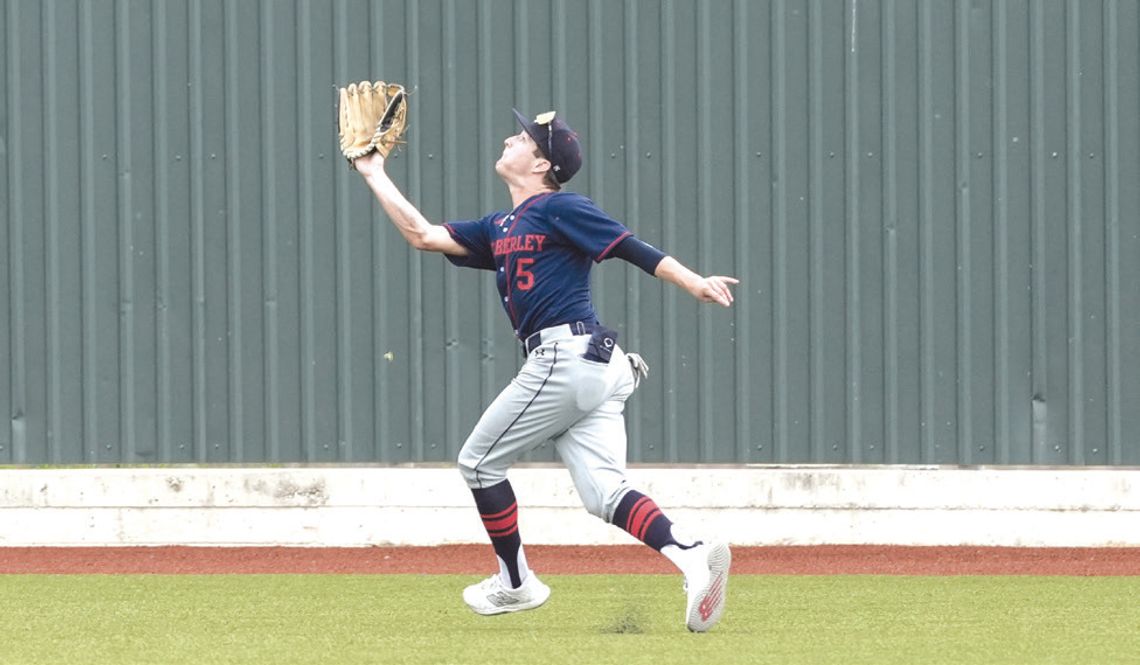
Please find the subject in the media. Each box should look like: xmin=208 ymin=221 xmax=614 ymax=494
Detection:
xmin=353 ymin=108 xmax=737 ymax=632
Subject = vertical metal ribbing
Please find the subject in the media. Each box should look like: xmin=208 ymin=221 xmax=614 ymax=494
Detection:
xmin=1065 ymin=0 xmax=1084 ymax=464
xmin=260 ymin=0 xmax=279 ymax=461
xmin=732 ymin=0 xmax=751 ymax=463
xmin=154 ymin=0 xmax=172 ymax=461
xmin=917 ymin=0 xmax=934 ymax=462
xmin=296 ymin=0 xmax=316 ymax=461
xmin=326 ymin=11 xmax=345 ymax=461
xmin=405 ymin=0 xmax=424 ymax=459
xmin=954 ymin=0 xmax=972 ymax=464
xmin=589 ymin=0 xmax=604 ymax=188
xmin=992 ymin=0 xmax=1011 ymax=463
xmin=223 ymin=0 xmax=243 ymax=460
xmin=333 ymin=0 xmax=351 ymax=460
xmin=369 ymin=1 xmax=389 ymax=459
xmin=79 ymin=0 xmax=96 ymax=461
xmin=623 ymin=0 xmax=642 ymax=460
xmin=15 ymin=0 xmax=1140 ymax=468
xmin=808 ymin=0 xmax=824 ymax=462
xmin=1 ymin=0 xmax=10 ymax=461
xmin=588 ymin=0 xmax=604 ymax=244
xmin=443 ymin=0 xmax=460 ymax=455
xmin=661 ymin=0 xmax=678 ymax=461
xmin=115 ymin=0 xmax=134 ymax=462
xmin=1103 ymin=0 xmax=1121 ymax=464
xmin=477 ymin=1 xmax=495 ymax=407
xmin=43 ymin=0 xmax=60 ymax=462
xmin=881 ymin=0 xmax=899 ymax=462
xmin=514 ymin=0 xmax=528 ymax=109
xmin=697 ymin=0 xmax=713 ymax=461
xmin=190 ymin=0 xmax=207 ymax=461
xmin=771 ymin=0 xmax=788 ymax=461
xmin=551 ymin=1 xmax=565 ymax=111
xmin=1029 ymin=0 xmax=1048 ymax=462
xmin=0 ymin=2 xmax=14 ymax=459
xmin=845 ymin=0 xmax=863 ymax=463
xmin=7 ymin=0 xmax=25 ymax=462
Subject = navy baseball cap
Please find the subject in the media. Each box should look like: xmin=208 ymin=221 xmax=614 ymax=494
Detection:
xmin=512 ymin=108 xmax=582 ymax=183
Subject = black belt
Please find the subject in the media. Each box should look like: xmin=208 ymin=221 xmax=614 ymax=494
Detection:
xmin=522 ymin=321 xmax=599 ymax=355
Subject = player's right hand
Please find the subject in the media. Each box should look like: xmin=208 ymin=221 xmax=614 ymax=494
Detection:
xmin=692 ymin=275 xmax=739 ymax=307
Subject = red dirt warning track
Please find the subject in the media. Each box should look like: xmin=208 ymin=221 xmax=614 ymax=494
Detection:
xmin=2 ymin=546 xmax=1138 ymax=575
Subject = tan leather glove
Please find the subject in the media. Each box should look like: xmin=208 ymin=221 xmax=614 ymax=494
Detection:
xmin=337 ymin=81 xmax=408 ymax=162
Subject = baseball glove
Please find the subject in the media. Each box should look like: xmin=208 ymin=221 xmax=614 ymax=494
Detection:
xmin=337 ymin=81 xmax=408 ymax=162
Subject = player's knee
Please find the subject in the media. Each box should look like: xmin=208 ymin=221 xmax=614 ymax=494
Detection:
xmin=456 ymin=460 xmax=476 ymax=486
xmin=583 ymin=480 xmax=630 ymax=522
xmin=456 ymin=451 xmax=480 ymax=487
xmin=601 ymin=483 xmax=631 ymax=522
xmin=456 ymin=447 xmax=506 ymax=488
xmin=579 ymin=490 xmax=606 ymax=520
xmin=456 ymin=449 xmax=478 ymax=485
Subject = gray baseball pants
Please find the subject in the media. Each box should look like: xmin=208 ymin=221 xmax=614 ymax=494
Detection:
xmin=457 ymin=323 xmax=636 ymax=523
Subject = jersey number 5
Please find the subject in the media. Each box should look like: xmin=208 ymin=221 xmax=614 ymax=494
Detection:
xmin=515 ymin=258 xmax=535 ymax=291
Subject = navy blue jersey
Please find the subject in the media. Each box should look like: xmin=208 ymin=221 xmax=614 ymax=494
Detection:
xmin=443 ymin=191 xmax=632 ymax=339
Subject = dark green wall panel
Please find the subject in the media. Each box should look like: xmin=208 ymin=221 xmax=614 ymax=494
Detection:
xmin=2 ymin=0 xmax=1138 ymax=465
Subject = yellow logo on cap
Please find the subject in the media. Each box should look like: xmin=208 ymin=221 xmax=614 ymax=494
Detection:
xmin=534 ymin=111 xmax=556 ymax=125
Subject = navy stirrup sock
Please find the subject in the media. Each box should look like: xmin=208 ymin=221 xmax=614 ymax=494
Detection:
xmin=611 ymin=490 xmax=683 ymax=551
xmin=471 ymin=480 xmax=525 ymax=587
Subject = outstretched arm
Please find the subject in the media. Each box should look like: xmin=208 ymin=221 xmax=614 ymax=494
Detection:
xmin=609 ymin=236 xmax=737 ymax=306
xmin=354 ymin=152 xmax=468 ymax=256
xmin=654 ymin=256 xmax=738 ymax=307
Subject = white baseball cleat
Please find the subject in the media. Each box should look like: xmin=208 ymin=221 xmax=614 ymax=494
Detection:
xmin=683 ymin=541 xmax=731 ymax=632
xmin=462 ymin=572 xmax=551 ymax=616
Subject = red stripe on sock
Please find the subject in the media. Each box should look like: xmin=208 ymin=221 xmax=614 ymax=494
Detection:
xmin=625 ymin=497 xmax=652 ymax=529
xmin=482 ymin=512 xmax=518 ymax=533
xmin=636 ymin=509 xmax=662 ymax=542
xmin=480 ymin=502 xmax=518 ymax=521
xmin=487 ymin=524 xmax=519 ymax=538
xmin=625 ymin=497 xmax=654 ymax=538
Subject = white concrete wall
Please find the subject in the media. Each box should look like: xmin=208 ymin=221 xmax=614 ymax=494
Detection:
xmin=1 ymin=465 xmax=1137 ymax=547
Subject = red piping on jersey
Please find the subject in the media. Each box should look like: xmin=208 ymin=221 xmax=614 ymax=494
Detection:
xmin=596 ymin=230 xmax=633 ymax=262
xmin=503 ymin=192 xmax=554 ymax=334
xmin=506 ymin=192 xmax=552 ymax=236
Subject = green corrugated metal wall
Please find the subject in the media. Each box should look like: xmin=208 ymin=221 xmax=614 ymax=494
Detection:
xmin=2 ymin=0 xmax=1138 ymax=465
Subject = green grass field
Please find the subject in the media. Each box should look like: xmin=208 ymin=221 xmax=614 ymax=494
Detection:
xmin=2 ymin=575 xmax=1138 ymax=665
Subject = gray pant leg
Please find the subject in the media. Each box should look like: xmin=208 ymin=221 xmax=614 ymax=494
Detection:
xmin=457 ymin=342 xmax=580 ymax=488
xmin=554 ymin=344 xmax=637 ymax=521
xmin=553 ymin=393 xmax=633 ymax=522
xmin=458 ymin=335 xmax=638 ymax=515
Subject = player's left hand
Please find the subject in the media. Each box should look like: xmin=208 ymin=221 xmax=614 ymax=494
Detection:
xmin=692 ymin=275 xmax=739 ymax=307
xmin=353 ymin=151 xmax=386 ymax=177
